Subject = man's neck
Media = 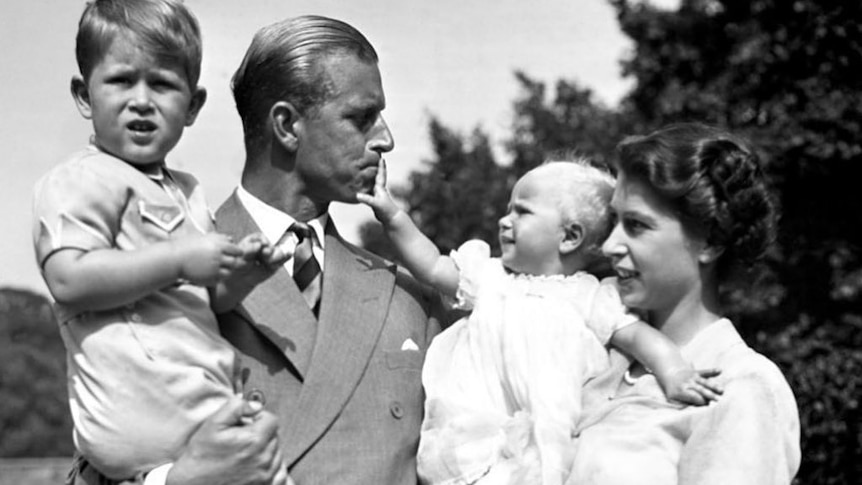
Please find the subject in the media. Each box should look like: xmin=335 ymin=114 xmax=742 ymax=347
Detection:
xmin=241 ymin=170 xmax=328 ymax=221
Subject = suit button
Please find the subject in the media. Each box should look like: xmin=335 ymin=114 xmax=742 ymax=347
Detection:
xmin=390 ymin=401 xmax=404 ymax=419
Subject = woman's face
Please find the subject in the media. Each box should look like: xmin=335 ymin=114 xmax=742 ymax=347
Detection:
xmin=602 ymin=173 xmax=708 ymax=315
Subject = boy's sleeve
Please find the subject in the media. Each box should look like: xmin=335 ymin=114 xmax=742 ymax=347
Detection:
xmin=33 ymin=161 xmax=124 ymax=267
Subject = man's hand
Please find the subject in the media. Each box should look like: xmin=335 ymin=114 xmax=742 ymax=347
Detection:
xmin=356 ymin=158 xmax=401 ymax=224
xmin=167 ymin=396 xmax=288 ymax=485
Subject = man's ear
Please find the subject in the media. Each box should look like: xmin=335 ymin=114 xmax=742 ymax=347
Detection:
xmin=270 ymin=101 xmax=301 ymax=152
xmin=560 ymin=223 xmax=584 ymax=255
xmin=698 ymin=243 xmax=725 ymax=265
xmin=70 ymin=76 xmax=92 ymax=119
xmin=184 ymin=87 xmax=207 ymax=126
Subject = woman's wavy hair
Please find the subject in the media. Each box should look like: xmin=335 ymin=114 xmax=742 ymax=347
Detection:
xmin=612 ymin=122 xmax=778 ymax=281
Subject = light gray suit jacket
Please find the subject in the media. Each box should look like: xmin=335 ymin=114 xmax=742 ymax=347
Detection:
xmin=215 ymin=192 xmax=445 ymax=485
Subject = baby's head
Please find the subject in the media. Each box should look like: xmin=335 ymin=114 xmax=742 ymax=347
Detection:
xmin=498 ymin=157 xmax=615 ymax=277
xmin=71 ymin=0 xmax=206 ymax=166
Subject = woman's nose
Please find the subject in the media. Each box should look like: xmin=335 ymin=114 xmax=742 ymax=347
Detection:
xmin=601 ymin=224 xmax=624 ymax=257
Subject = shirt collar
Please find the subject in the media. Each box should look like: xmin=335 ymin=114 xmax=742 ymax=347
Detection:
xmin=679 ymin=318 xmax=746 ymax=367
xmin=235 ymin=184 xmax=328 ymax=250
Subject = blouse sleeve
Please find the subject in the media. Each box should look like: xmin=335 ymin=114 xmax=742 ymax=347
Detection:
xmin=585 ymin=277 xmax=640 ymax=345
xmin=33 ymin=160 xmax=125 ymax=267
xmin=448 ymin=239 xmax=493 ymax=311
xmin=678 ymin=358 xmax=801 ymax=485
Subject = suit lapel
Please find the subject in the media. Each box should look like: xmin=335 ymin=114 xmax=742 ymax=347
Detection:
xmin=215 ymin=192 xmax=317 ymax=378
xmin=282 ymin=226 xmax=396 ymax=465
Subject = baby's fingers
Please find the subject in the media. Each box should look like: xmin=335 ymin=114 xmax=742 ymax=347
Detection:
xmin=696 ymin=367 xmax=721 ymax=379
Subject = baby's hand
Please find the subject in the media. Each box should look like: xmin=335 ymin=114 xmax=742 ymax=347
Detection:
xmin=356 ymin=158 xmax=401 ymax=224
xmin=662 ymin=366 xmax=723 ymax=406
xmin=174 ymin=233 xmax=242 ymax=286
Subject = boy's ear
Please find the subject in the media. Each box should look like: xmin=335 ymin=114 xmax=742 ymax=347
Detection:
xmin=560 ymin=223 xmax=584 ymax=255
xmin=70 ymin=76 xmax=92 ymax=119
xmin=270 ymin=101 xmax=301 ymax=152
xmin=184 ymin=87 xmax=207 ymax=126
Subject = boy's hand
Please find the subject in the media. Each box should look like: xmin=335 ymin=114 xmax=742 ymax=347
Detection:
xmin=174 ymin=233 xmax=242 ymax=286
xmin=662 ymin=366 xmax=723 ymax=406
xmin=356 ymin=158 xmax=401 ymax=224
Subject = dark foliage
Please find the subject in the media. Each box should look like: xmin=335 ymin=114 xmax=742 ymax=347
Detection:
xmin=0 ymin=288 xmax=73 ymax=457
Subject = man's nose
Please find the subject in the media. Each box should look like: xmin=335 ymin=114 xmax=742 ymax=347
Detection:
xmin=370 ymin=115 xmax=394 ymax=153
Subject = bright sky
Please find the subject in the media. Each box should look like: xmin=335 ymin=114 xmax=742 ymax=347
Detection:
xmin=0 ymin=0 xmax=648 ymax=294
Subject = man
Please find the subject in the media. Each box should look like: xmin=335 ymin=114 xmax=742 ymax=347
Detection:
xmin=71 ymin=15 xmax=444 ymax=485
xmin=212 ymin=14 xmax=445 ymax=485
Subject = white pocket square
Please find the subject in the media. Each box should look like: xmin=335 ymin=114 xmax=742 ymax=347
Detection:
xmin=400 ymin=338 xmax=419 ymax=351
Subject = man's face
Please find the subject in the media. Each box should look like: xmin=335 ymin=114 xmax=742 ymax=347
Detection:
xmin=293 ymin=54 xmax=394 ymax=205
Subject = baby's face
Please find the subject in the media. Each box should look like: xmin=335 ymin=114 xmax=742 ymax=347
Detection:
xmin=76 ymin=34 xmax=203 ymax=166
xmin=497 ymin=169 xmax=567 ymax=276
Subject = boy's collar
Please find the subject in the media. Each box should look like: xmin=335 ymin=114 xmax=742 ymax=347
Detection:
xmin=88 ymin=137 xmax=167 ymax=179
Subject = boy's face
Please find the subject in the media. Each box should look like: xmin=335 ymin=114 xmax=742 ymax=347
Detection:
xmin=497 ymin=169 xmax=568 ymax=276
xmin=71 ymin=34 xmax=206 ymax=166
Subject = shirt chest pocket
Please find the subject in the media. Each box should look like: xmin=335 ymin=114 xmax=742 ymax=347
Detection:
xmin=139 ymin=200 xmax=184 ymax=233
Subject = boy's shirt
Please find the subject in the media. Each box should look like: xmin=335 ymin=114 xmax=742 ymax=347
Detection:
xmin=33 ymin=144 xmax=237 ymax=479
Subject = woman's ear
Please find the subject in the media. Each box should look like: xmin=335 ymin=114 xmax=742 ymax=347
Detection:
xmin=698 ymin=243 xmax=725 ymax=264
xmin=70 ymin=76 xmax=92 ymax=119
xmin=560 ymin=223 xmax=584 ymax=255
xmin=270 ymin=101 xmax=301 ymax=152
xmin=184 ymin=87 xmax=207 ymax=126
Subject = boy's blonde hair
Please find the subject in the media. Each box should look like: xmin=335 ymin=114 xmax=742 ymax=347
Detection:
xmin=75 ymin=0 xmax=203 ymax=87
xmin=533 ymin=157 xmax=616 ymax=257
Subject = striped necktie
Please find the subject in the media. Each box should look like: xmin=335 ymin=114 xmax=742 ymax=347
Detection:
xmin=289 ymin=222 xmax=322 ymax=315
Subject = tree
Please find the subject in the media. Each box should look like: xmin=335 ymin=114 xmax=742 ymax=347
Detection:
xmin=0 ymin=288 xmax=74 ymax=457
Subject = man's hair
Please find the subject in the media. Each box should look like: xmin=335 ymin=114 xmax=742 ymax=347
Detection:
xmin=231 ymin=15 xmax=378 ymax=155
xmin=75 ymin=0 xmax=203 ymax=87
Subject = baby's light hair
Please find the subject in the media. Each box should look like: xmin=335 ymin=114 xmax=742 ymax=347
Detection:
xmin=532 ymin=156 xmax=616 ymax=258
xmin=75 ymin=0 xmax=203 ymax=87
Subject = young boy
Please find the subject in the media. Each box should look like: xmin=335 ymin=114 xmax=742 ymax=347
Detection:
xmin=33 ymin=0 xmax=286 ymax=481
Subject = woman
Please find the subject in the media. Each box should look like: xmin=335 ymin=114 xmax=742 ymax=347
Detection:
xmin=567 ymin=123 xmax=800 ymax=484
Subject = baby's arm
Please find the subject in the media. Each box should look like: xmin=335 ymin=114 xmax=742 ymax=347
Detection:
xmin=357 ymin=159 xmax=459 ymax=297
xmin=42 ymin=233 xmax=242 ymax=314
xmin=610 ymin=321 xmax=723 ymax=405
xmin=210 ymin=233 xmax=288 ymax=313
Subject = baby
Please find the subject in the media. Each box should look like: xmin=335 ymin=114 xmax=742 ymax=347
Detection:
xmin=359 ymin=158 xmax=722 ymax=484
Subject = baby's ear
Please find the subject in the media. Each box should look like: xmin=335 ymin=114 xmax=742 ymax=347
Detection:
xmin=70 ymin=76 xmax=92 ymax=119
xmin=560 ymin=223 xmax=584 ymax=255
xmin=184 ymin=87 xmax=207 ymax=126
